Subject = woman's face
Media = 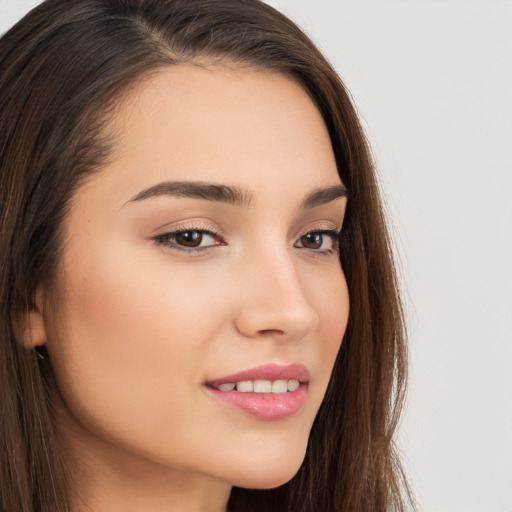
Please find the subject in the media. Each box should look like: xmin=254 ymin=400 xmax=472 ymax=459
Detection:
xmin=43 ymin=64 xmax=349 ymax=491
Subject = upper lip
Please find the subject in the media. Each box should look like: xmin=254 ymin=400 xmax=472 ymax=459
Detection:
xmin=206 ymin=363 xmax=310 ymax=387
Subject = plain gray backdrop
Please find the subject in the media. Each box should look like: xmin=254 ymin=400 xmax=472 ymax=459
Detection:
xmin=1 ymin=1 xmax=511 ymax=511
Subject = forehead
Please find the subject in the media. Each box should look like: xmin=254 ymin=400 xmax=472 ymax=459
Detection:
xmin=78 ymin=63 xmax=340 ymax=210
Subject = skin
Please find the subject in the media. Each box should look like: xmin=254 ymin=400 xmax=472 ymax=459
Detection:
xmin=30 ymin=64 xmax=349 ymax=512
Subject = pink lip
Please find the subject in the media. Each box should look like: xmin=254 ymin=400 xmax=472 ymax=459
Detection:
xmin=205 ymin=363 xmax=310 ymax=421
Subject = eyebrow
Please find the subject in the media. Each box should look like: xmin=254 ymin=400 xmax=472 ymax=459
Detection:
xmin=301 ymin=185 xmax=348 ymax=209
xmin=127 ymin=180 xmax=348 ymax=209
xmin=128 ymin=181 xmax=252 ymax=207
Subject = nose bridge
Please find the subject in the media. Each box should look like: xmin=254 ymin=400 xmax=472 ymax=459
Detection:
xmin=234 ymin=240 xmax=319 ymax=340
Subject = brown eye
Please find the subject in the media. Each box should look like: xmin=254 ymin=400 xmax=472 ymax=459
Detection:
xmin=300 ymin=232 xmax=323 ymax=249
xmin=295 ymin=230 xmax=340 ymax=253
xmin=175 ymin=230 xmax=203 ymax=247
xmin=153 ymin=229 xmax=221 ymax=252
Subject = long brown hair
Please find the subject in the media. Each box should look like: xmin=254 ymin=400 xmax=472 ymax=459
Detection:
xmin=0 ymin=1 xmax=414 ymax=510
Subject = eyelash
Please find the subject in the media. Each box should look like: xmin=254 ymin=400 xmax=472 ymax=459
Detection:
xmin=152 ymin=225 xmax=342 ymax=256
xmin=294 ymin=229 xmax=341 ymax=255
xmin=152 ymin=224 xmax=224 ymax=254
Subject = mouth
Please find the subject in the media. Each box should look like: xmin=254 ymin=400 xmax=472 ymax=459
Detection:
xmin=204 ymin=363 xmax=309 ymax=421
xmin=211 ymin=378 xmax=301 ymax=393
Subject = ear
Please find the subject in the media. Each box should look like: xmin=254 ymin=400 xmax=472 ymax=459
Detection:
xmin=17 ymin=287 xmax=48 ymax=349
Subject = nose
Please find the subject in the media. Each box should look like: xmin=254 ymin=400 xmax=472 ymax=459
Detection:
xmin=233 ymin=248 xmax=319 ymax=341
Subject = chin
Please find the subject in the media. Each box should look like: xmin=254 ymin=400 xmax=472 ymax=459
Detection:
xmin=226 ymin=444 xmax=307 ymax=490
xmin=231 ymin=465 xmax=302 ymax=490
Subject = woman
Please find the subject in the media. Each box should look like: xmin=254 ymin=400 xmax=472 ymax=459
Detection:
xmin=0 ymin=1 xmax=414 ymax=511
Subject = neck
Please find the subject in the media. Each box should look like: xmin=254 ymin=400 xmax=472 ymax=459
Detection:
xmin=58 ymin=418 xmax=231 ymax=512
xmin=73 ymin=466 xmax=231 ymax=512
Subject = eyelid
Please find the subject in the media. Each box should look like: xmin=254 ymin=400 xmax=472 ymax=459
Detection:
xmin=150 ymin=220 xmax=344 ymax=255
xmin=297 ymin=221 xmax=343 ymax=240
xmin=150 ymin=220 xmax=225 ymax=253
xmin=151 ymin=219 xmax=221 ymax=236
xmin=294 ymin=226 xmax=342 ymax=255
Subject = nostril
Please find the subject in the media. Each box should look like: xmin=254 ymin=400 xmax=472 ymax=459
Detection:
xmin=256 ymin=328 xmax=285 ymax=337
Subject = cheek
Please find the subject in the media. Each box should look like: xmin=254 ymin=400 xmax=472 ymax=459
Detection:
xmin=324 ymin=272 xmax=349 ymax=351
xmin=46 ymin=238 xmax=226 ymax=447
xmin=306 ymin=265 xmax=349 ymax=392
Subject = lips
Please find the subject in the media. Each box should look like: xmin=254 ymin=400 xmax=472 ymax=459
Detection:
xmin=205 ymin=363 xmax=310 ymax=421
xmin=207 ymin=362 xmax=310 ymax=386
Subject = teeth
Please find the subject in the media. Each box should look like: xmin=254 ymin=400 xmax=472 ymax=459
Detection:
xmin=216 ymin=382 xmax=235 ymax=391
xmin=287 ymin=379 xmax=300 ymax=391
xmin=271 ymin=380 xmax=288 ymax=393
xmin=253 ymin=380 xmax=272 ymax=393
xmin=216 ymin=379 xmax=302 ymax=393
xmin=236 ymin=381 xmax=253 ymax=392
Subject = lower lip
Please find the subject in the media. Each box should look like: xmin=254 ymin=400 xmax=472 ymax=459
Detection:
xmin=205 ymin=384 xmax=308 ymax=421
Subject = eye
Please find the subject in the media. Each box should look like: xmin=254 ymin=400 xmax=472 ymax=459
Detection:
xmin=173 ymin=230 xmax=213 ymax=248
xmin=295 ymin=230 xmax=340 ymax=253
xmin=153 ymin=229 xmax=223 ymax=252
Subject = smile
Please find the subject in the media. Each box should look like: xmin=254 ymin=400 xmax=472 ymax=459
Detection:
xmin=205 ymin=363 xmax=309 ymax=421
xmin=214 ymin=379 xmax=300 ymax=393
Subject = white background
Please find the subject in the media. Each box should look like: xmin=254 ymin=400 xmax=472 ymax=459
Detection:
xmin=1 ymin=1 xmax=511 ymax=511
